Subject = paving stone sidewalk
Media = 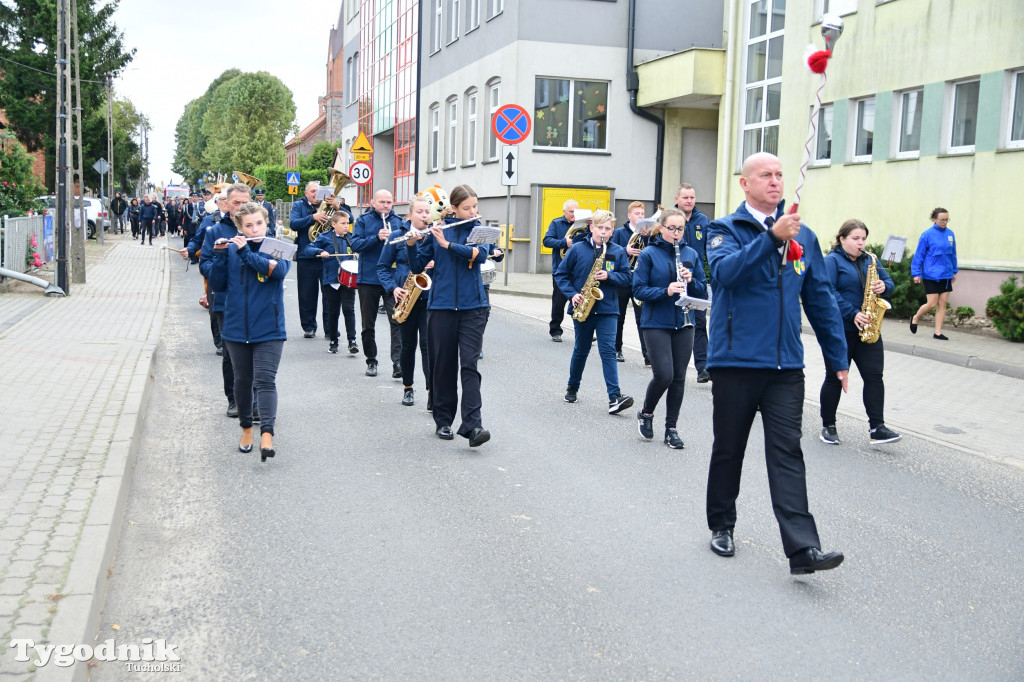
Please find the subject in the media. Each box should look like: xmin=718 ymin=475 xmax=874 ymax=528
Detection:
xmin=0 ymin=241 xmax=168 ymax=680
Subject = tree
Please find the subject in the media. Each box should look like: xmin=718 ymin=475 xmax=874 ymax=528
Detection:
xmin=0 ymin=128 xmax=45 ymax=216
xmin=298 ymin=140 xmax=342 ymax=172
xmin=0 ymin=0 xmax=135 ymax=190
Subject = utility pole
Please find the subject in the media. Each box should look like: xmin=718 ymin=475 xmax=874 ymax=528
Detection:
xmin=70 ymin=0 xmax=86 ymax=283
xmin=55 ymin=0 xmax=70 ymax=293
xmin=107 ymin=73 xmax=115 ymax=231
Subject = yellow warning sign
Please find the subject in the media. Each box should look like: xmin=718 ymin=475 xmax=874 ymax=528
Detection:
xmin=350 ymin=131 xmax=374 ymax=155
xmin=288 ymin=185 xmax=298 ymax=195
xmin=352 ymin=153 xmax=371 ymax=162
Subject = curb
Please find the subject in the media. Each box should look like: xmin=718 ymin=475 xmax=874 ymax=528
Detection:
xmin=488 ymin=287 xmax=550 ymax=301
xmin=37 ymin=246 xmax=170 ymax=682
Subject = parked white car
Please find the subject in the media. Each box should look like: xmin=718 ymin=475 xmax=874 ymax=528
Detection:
xmin=35 ymin=195 xmax=110 ymax=239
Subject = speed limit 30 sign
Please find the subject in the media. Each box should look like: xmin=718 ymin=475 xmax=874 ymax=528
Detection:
xmin=349 ymin=161 xmax=373 ymax=186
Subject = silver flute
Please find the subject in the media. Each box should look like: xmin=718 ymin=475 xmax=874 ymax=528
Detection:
xmin=387 ymin=216 xmax=483 ymax=244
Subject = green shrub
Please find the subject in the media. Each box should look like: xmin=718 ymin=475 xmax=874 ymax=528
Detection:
xmin=253 ymin=165 xmax=328 ymax=204
xmin=867 ymin=242 xmax=924 ymax=319
xmin=953 ymin=305 xmax=974 ymax=327
xmin=986 ymin=276 xmax=1024 ymax=342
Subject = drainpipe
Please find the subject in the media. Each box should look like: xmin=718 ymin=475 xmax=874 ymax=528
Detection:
xmin=0 ymin=267 xmax=66 ymax=296
xmin=717 ymin=0 xmax=739 ymax=218
xmin=413 ymin=0 xmax=423 ymax=195
xmin=627 ymin=0 xmax=665 ymax=205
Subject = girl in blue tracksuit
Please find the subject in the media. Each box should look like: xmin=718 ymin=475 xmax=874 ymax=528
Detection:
xmin=408 ymin=184 xmax=491 ymax=447
xmin=631 ymin=208 xmax=707 ymax=449
xmin=819 ymin=219 xmax=901 ymax=446
xmin=209 ymin=202 xmax=289 ymax=462
xmin=910 ymin=207 xmax=958 ymax=340
xmin=301 ymin=211 xmax=358 ymax=355
xmin=554 ymin=209 xmax=634 ymax=415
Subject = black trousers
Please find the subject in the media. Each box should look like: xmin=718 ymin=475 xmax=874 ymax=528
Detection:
xmin=399 ymin=296 xmax=430 ymax=390
xmin=641 ymin=327 xmax=694 ymax=428
xmin=223 ymin=340 xmax=283 ymax=435
xmin=615 ymin=286 xmax=649 ymax=358
xmin=296 ymin=259 xmax=321 ymax=333
xmin=428 ymin=307 xmax=486 ymax=436
xmin=212 ymin=311 xmax=234 ymax=402
xmin=706 ymin=368 xmax=821 ymax=557
xmin=140 ymin=219 xmax=155 ymax=245
xmin=358 ymin=284 xmax=401 ymax=365
xmin=320 ymin=284 xmax=357 ymax=344
xmin=692 ymin=308 xmax=708 ymax=371
xmin=209 ymin=304 xmax=222 ymax=350
xmin=821 ymin=330 xmax=886 ymax=429
xmin=550 ymin=279 xmax=568 ymax=337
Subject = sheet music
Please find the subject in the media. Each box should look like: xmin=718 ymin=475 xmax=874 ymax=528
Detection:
xmin=635 ymin=217 xmax=659 ymax=231
xmin=466 ymin=226 xmax=501 ymax=245
xmin=882 ymin=236 xmax=907 ymax=263
xmin=314 ymin=186 xmax=335 ymax=201
xmin=675 ymin=294 xmax=711 ymax=311
xmin=258 ymin=236 xmax=298 ymax=261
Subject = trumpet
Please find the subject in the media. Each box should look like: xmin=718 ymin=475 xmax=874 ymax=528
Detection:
xmin=387 ymin=216 xmax=483 ymax=244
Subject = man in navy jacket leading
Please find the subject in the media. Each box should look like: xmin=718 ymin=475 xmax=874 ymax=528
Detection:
xmin=704 ymin=152 xmax=849 ymax=576
xmin=542 ymin=199 xmax=578 ymax=342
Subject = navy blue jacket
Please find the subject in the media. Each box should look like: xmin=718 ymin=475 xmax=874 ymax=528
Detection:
xmin=140 ymin=202 xmax=160 ymax=222
xmin=824 ymin=248 xmax=895 ymax=335
xmin=632 ymin=236 xmax=708 ymax=329
xmin=377 ymin=221 xmax=418 ymax=293
xmin=257 ymin=199 xmax=277 ymax=233
xmin=553 ymin=235 xmax=630 ymax=317
xmin=911 ymin=224 xmax=958 ymax=280
xmin=542 ymin=216 xmax=575 ymax=273
xmin=300 ymin=230 xmax=356 ymax=286
xmin=199 ymin=217 xmax=239 ymax=313
xmin=289 ymin=197 xmax=321 ymax=261
xmin=409 ymin=217 xmax=489 ymax=311
xmin=351 ymin=208 xmax=404 ymax=287
xmin=706 ymin=201 xmax=847 ymax=371
xmin=208 ymin=238 xmax=290 ymax=343
xmin=683 ymin=207 xmax=710 ymax=265
xmin=187 ymin=212 xmax=224 ymax=258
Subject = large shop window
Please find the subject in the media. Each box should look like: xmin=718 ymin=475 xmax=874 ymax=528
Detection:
xmin=533 ymin=78 xmax=608 ymax=150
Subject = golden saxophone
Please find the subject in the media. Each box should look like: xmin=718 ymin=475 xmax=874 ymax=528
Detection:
xmin=571 ymin=241 xmax=606 ymax=322
xmin=392 ymin=271 xmax=432 ymax=323
xmin=859 ymin=250 xmax=891 ymax=344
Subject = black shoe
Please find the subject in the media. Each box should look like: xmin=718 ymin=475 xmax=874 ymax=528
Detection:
xmin=789 ymin=547 xmax=844 ymax=575
xmin=637 ymin=411 xmax=654 ymax=440
xmin=643 ymin=357 xmax=651 ymax=366
xmin=664 ymin=428 xmax=684 ymax=449
xmin=260 ymin=447 xmax=275 ymax=463
xmin=365 ymin=361 xmax=378 ymax=377
xmin=348 ymin=341 xmax=359 ymax=354
xmin=710 ymin=529 xmax=735 ymax=557
xmin=215 ymin=347 xmax=223 ymax=356
xmin=303 ymin=330 xmax=316 ymax=338
xmin=426 ymin=392 xmax=433 ymax=412
xmin=392 ymin=363 xmax=402 ymax=379
xmin=551 ymin=333 xmax=562 ymax=343
xmin=696 ymin=369 xmax=711 ymax=383
xmin=329 ymin=341 xmax=339 ymax=354
xmin=870 ymin=424 xmax=902 ymax=444
xmin=564 ymin=386 xmax=578 ymax=403
xmin=468 ymin=427 xmax=490 ymax=447
xmin=820 ymin=425 xmax=839 ymax=444
xmin=616 ymin=351 xmax=625 ymax=363
xmin=226 ymin=400 xmax=238 ymax=418
xmin=478 ymin=351 xmax=484 ymax=360
xmin=909 ymin=321 xmax=918 ymax=334
xmin=402 ymin=388 xmax=414 ymax=406
xmin=436 ymin=425 xmax=454 ymax=440
xmin=608 ymin=394 xmax=634 ymax=415
xmin=933 ymin=333 xmax=948 ymax=340
xmin=238 ymin=434 xmax=253 ymax=454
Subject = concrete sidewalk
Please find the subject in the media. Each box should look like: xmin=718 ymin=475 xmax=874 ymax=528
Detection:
xmin=0 ymin=237 xmax=169 ymax=680
xmin=487 ymin=270 xmax=1024 ymax=378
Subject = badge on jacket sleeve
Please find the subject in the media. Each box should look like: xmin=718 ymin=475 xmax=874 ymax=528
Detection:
xmin=709 ymin=235 xmax=724 ymax=249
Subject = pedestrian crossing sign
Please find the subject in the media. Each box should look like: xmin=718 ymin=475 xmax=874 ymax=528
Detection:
xmin=286 ymin=172 xmax=301 ymax=186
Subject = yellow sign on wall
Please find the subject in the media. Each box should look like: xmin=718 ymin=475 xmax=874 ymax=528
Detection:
xmin=539 ymin=187 xmax=611 ymax=255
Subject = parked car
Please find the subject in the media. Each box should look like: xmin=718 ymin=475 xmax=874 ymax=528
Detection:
xmin=34 ymin=195 xmax=110 ymax=239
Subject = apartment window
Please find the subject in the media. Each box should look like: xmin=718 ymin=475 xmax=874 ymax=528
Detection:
xmin=894 ymin=88 xmax=922 ymax=157
xmin=533 ymin=78 xmax=608 ymax=150
xmin=446 ymin=96 xmax=458 ymax=168
xmin=346 ymin=52 xmax=360 ymax=105
xmin=947 ymin=78 xmax=979 ymax=153
xmin=346 ymin=0 xmax=359 ymax=22
xmin=448 ymin=0 xmax=460 ymax=43
xmin=740 ymin=0 xmax=785 ymax=163
xmin=815 ymin=0 xmax=856 ymax=20
xmin=464 ymin=89 xmax=478 ymax=165
xmin=428 ymin=104 xmax=440 ymax=171
xmin=488 ymin=0 xmax=503 ymax=20
xmin=812 ymin=103 xmax=833 ymax=165
xmin=486 ymin=78 xmax=501 ymax=161
xmin=1004 ymin=69 xmax=1024 ymax=150
xmin=431 ymin=0 xmax=442 ymax=53
xmin=852 ymin=97 xmax=875 ymax=161
xmin=467 ymin=0 xmax=480 ymax=31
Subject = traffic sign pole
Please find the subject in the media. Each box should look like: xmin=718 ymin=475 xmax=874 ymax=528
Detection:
xmin=504 ymin=186 xmax=511 ymax=287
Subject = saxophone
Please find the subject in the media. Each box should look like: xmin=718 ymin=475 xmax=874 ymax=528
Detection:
xmin=571 ymin=241 xmax=606 ymax=322
xmin=392 ymin=271 xmax=432 ymax=323
xmin=859 ymin=251 xmax=892 ymax=344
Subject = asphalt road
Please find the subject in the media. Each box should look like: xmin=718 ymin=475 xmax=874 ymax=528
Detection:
xmin=90 ymin=259 xmax=1024 ymax=681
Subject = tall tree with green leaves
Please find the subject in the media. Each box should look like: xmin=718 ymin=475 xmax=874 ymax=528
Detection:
xmin=0 ymin=0 xmax=135 ymax=190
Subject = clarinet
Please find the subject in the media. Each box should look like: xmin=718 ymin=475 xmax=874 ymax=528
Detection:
xmin=673 ymin=241 xmax=695 ymax=329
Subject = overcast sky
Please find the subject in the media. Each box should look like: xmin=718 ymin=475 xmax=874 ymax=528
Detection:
xmin=111 ymin=0 xmax=343 ymax=186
